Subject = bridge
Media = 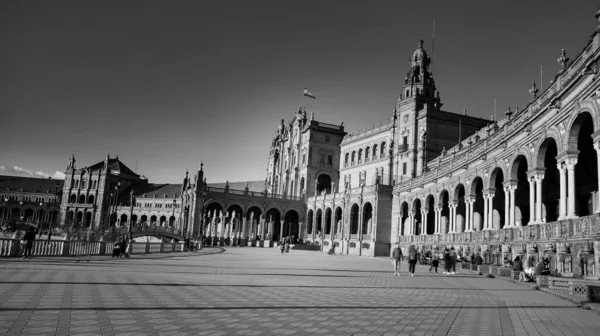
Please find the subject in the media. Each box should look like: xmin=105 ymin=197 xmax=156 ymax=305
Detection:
xmin=102 ymin=226 xmax=185 ymax=242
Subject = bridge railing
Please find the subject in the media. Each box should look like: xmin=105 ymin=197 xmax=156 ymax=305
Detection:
xmin=205 ymin=187 xmax=304 ymax=202
xmin=0 ymin=238 xmax=186 ymax=258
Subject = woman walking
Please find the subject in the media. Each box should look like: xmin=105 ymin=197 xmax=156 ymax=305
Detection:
xmin=408 ymin=245 xmax=418 ymax=276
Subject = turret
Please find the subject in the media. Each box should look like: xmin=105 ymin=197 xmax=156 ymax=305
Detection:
xmin=67 ymin=154 xmax=76 ymax=170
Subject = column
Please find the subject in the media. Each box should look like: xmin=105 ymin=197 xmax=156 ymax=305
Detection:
xmin=558 ymin=162 xmax=567 ymax=219
xmin=487 ymin=192 xmax=495 ymax=230
xmin=434 ymin=207 xmax=440 ymax=234
xmin=528 ymin=177 xmax=536 ymax=223
xmin=241 ymin=218 xmax=247 ymax=242
xmin=260 ymin=216 xmax=266 ymax=241
xmin=279 ymin=220 xmax=284 ymax=241
xmin=566 ymin=158 xmax=577 ymax=218
xmin=311 ymin=210 xmax=317 ymax=240
xmin=422 ymin=209 xmax=428 ymax=235
xmin=449 ymin=204 xmax=455 ymax=233
xmin=509 ymin=184 xmax=517 ymax=226
xmin=503 ymin=185 xmax=510 ymax=228
xmin=483 ymin=195 xmax=489 ymax=230
xmin=358 ymin=209 xmax=363 ymax=240
xmin=595 ymin=142 xmax=600 ymax=213
xmin=409 ymin=213 xmax=414 ymax=236
xmin=465 ymin=199 xmax=472 ymax=232
xmin=535 ymin=173 xmax=544 ymax=223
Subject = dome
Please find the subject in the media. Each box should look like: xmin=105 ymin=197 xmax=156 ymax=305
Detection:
xmin=411 ymin=40 xmax=431 ymax=68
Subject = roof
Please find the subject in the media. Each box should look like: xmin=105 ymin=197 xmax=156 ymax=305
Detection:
xmin=208 ymin=180 xmax=265 ymax=193
xmin=133 ymin=183 xmax=183 ymax=198
xmin=87 ymin=158 xmax=139 ymax=177
xmin=0 ymin=175 xmax=64 ymax=194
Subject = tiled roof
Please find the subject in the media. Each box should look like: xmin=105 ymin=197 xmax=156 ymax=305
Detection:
xmin=88 ymin=158 xmax=139 ymax=177
xmin=208 ymin=180 xmax=265 ymax=192
xmin=133 ymin=183 xmax=183 ymax=198
xmin=0 ymin=175 xmax=64 ymax=194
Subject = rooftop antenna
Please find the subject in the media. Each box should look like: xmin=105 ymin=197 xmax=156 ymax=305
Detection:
xmin=458 ymin=119 xmax=462 ymax=143
xmin=135 ymin=160 xmax=138 ymax=173
xmin=431 ymin=18 xmax=435 ymax=63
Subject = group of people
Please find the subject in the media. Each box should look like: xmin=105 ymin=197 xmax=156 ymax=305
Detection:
xmin=112 ymin=238 xmax=131 ymax=258
xmin=20 ymin=227 xmax=37 ymax=259
xmin=279 ymin=236 xmax=292 ymax=254
xmin=391 ymin=243 xmax=490 ymax=276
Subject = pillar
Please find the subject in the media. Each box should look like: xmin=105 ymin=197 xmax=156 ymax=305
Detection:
xmin=408 ymin=212 xmax=414 ymax=236
xmin=535 ymin=173 xmax=544 ymax=223
xmin=422 ymin=209 xmax=428 ymax=235
xmin=503 ymin=185 xmax=510 ymax=228
xmin=558 ymin=162 xmax=567 ymax=219
xmin=434 ymin=207 xmax=440 ymax=234
xmin=259 ymin=216 xmax=266 ymax=241
xmin=241 ymin=218 xmax=247 ymax=243
xmin=487 ymin=192 xmax=495 ymax=230
xmin=279 ymin=220 xmax=284 ymax=241
xmin=465 ymin=199 xmax=472 ymax=232
xmin=483 ymin=195 xmax=489 ymax=230
xmin=566 ymin=158 xmax=577 ymax=218
xmin=528 ymin=177 xmax=536 ymax=223
xmin=509 ymin=184 xmax=517 ymax=227
xmin=449 ymin=204 xmax=455 ymax=233
xmin=358 ymin=209 xmax=363 ymax=240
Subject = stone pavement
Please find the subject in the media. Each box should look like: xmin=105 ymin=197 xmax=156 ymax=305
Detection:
xmin=0 ymin=247 xmax=599 ymax=336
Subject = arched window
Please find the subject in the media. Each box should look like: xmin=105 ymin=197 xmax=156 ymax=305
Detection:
xmin=365 ymin=147 xmax=370 ymax=161
xmin=381 ymin=142 xmax=386 ymax=157
xmin=373 ymin=144 xmax=378 ymax=159
xmin=344 ymin=153 xmax=349 ymax=167
xmin=358 ymin=149 xmax=363 ymax=163
xmin=351 ymin=151 xmax=356 ymax=165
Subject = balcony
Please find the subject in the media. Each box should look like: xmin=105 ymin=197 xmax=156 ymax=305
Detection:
xmin=398 ymin=143 xmax=409 ymax=152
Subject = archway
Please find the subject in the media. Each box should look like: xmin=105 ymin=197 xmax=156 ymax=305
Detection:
xmin=150 ymin=215 xmax=157 ymax=225
xmin=453 ymin=185 xmax=466 ymax=232
xmin=140 ymin=215 xmax=148 ymax=225
xmin=426 ymin=195 xmax=435 ymax=235
xmin=85 ymin=212 xmax=92 ymax=227
xmin=490 ymin=168 xmax=505 ymax=229
xmin=159 ymin=215 xmax=166 ymax=226
xmin=334 ymin=207 xmax=342 ymax=236
xmin=76 ymin=211 xmax=83 ymax=226
xmin=69 ymin=194 xmax=76 ymax=203
xmin=247 ymin=206 xmax=263 ymax=240
xmin=283 ymin=210 xmax=300 ymax=240
xmin=24 ymin=208 xmax=34 ymax=222
xmin=538 ymin=138 xmax=559 ymax=222
xmin=570 ymin=113 xmax=598 ymax=216
xmin=315 ymin=209 xmax=323 ymax=237
xmin=78 ymin=195 xmax=86 ymax=204
xmin=226 ymin=204 xmax=244 ymax=238
xmin=131 ymin=214 xmax=138 ymax=226
xmin=205 ymin=202 xmax=224 ymax=236
xmin=307 ymin=210 xmax=314 ymax=235
xmin=413 ymin=199 xmax=422 ymax=235
xmin=471 ymin=177 xmax=484 ymax=231
xmin=362 ymin=202 xmax=373 ymax=236
xmin=265 ymin=208 xmax=280 ymax=240
xmin=400 ymin=202 xmax=409 ymax=235
xmin=87 ymin=195 xmax=94 ymax=204
xmin=324 ymin=208 xmax=332 ymax=235
xmin=511 ymin=155 xmax=530 ymax=226
xmin=439 ymin=191 xmax=449 ymax=233
xmin=120 ymin=214 xmax=127 ymax=227
xmin=350 ymin=204 xmax=359 ymax=235
xmin=316 ymin=174 xmax=332 ymax=195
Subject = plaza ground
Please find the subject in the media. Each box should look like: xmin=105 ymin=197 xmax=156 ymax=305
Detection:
xmin=0 ymin=248 xmax=599 ymax=336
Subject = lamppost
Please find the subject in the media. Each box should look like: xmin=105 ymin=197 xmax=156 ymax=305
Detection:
xmin=172 ymin=198 xmax=176 ymax=227
xmin=103 ymin=192 xmax=113 ymax=236
xmin=199 ymin=192 xmax=212 ymax=250
xmin=113 ymin=182 xmax=120 ymax=228
xmin=128 ymin=190 xmax=135 ymax=240
xmin=37 ymin=201 xmax=44 ymax=238
xmin=47 ymin=182 xmax=59 ymax=240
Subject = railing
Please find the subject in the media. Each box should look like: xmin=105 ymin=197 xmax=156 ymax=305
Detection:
xmin=0 ymin=238 xmax=186 ymax=258
xmin=205 ymin=187 xmax=304 ymax=202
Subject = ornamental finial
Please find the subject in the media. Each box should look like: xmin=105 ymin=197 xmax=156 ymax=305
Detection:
xmin=557 ymin=49 xmax=569 ymax=70
xmin=529 ymin=81 xmax=539 ymax=99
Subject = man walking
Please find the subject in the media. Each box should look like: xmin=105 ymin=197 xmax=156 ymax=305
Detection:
xmin=391 ymin=242 xmax=403 ymax=276
xmin=22 ymin=228 xmax=36 ymax=259
xmin=408 ymin=245 xmax=417 ymax=276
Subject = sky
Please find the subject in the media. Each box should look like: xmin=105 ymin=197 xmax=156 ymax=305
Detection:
xmin=1 ymin=0 xmax=599 ymax=183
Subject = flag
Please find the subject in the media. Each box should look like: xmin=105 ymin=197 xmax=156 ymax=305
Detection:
xmin=303 ymin=87 xmax=316 ymax=99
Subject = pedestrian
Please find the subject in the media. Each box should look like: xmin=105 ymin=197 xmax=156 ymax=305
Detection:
xmin=391 ymin=242 xmax=403 ymax=276
xmin=119 ymin=239 xmax=127 ymax=258
xmin=449 ymin=247 xmax=457 ymax=275
xmin=125 ymin=239 xmax=132 ymax=258
xmin=513 ymin=256 xmax=523 ymax=272
xmin=429 ymin=249 xmax=439 ymax=273
xmin=113 ymin=239 xmax=122 ymax=258
xmin=408 ymin=245 xmax=417 ymax=276
xmin=285 ymin=237 xmax=290 ymax=253
xmin=474 ymin=253 xmax=483 ymax=266
xmin=443 ymin=248 xmax=451 ymax=274
xmin=280 ymin=240 xmax=285 ymax=255
xmin=22 ymin=228 xmax=36 ymax=259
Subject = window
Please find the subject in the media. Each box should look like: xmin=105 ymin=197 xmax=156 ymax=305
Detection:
xmin=302 ymin=153 xmax=306 ymax=165
xmin=320 ymin=154 xmax=325 ymax=164
xmin=381 ymin=142 xmax=386 ymax=157
xmin=327 ymin=155 xmax=333 ymax=165
xmin=82 ymin=180 xmax=87 ymax=189
xmin=358 ymin=149 xmax=363 ymax=163
xmin=351 ymin=151 xmax=356 ymax=165
xmin=373 ymin=145 xmax=378 ymax=159
xmin=325 ymin=135 xmax=330 ymax=142
xmin=406 ymin=89 xmax=409 ymax=97
xmin=403 ymin=136 xmax=408 ymax=144
xmin=344 ymin=153 xmax=349 ymax=167
xmin=92 ymin=180 xmax=97 ymax=189
xmin=403 ymin=163 xmax=407 ymax=175
xmin=365 ymin=147 xmax=370 ymax=160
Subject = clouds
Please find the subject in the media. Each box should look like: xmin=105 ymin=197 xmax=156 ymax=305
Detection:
xmin=0 ymin=165 xmax=65 ymax=180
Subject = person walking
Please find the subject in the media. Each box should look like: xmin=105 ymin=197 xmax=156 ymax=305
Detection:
xmin=280 ymin=240 xmax=285 ymax=255
xmin=119 ymin=239 xmax=127 ymax=258
xmin=449 ymin=247 xmax=457 ymax=275
xmin=22 ymin=228 xmax=36 ymax=259
xmin=474 ymin=253 xmax=483 ymax=266
xmin=429 ymin=249 xmax=440 ymax=273
xmin=443 ymin=248 xmax=451 ymax=274
xmin=391 ymin=242 xmax=403 ymax=276
xmin=408 ymin=245 xmax=417 ymax=276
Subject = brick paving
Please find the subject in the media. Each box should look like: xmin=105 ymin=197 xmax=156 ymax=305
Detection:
xmin=0 ymin=247 xmax=599 ymax=336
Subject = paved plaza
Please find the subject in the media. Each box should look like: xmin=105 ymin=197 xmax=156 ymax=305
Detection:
xmin=0 ymin=248 xmax=599 ymax=336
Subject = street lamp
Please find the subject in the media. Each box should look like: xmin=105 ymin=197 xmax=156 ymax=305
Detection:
xmin=128 ymin=189 xmax=135 ymax=240
xmin=37 ymin=201 xmax=44 ymax=238
xmin=172 ymin=199 xmax=176 ymax=227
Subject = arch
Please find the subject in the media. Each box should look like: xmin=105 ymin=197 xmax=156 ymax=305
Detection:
xmin=490 ymin=167 xmax=506 ymax=229
xmin=453 ymin=184 xmax=466 ymax=232
xmin=350 ymin=203 xmax=359 ymax=235
xmin=373 ymin=144 xmax=378 ymax=159
xmin=140 ymin=215 xmax=148 ymax=224
xmin=400 ymin=201 xmax=409 ymax=235
xmin=412 ymin=198 xmax=422 ymax=235
xmin=362 ymin=202 xmax=373 ymax=235
xmin=324 ymin=208 xmax=332 ymax=235
xmin=159 ymin=215 xmax=167 ymax=226
xmin=316 ymin=173 xmax=332 ymax=194
xmin=119 ymin=214 xmax=127 ymax=227
xmin=307 ymin=209 xmax=314 ymax=235
xmin=334 ymin=207 xmax=343 ymax=236
xmin=358 ymin=148 xmax=363 ymax=162
xmin=247 ymin=206 xmax=263 ymax=221
xmin=78 ymin=194 xmax=86 ymax=204
xmin=87 ymin=195 xmax=94 ymax=204
xmin=512 ymin=155 xmax=530 ymax=226
xmin=488 ymin=167 xmax=506 ymax=189
xmin=283 ymin=209 xmax=300 ymax=240
xmin=471 ymin=177 xmax=484 ymax=231
xmin=351 ymin=151 xmax=356 ymax=165
xmin=365 ymin=146 xmax=370 ymax=161
xmin=315 ymin=209 xmax=323 ymax=237
xmin=344 ymin=152 xmax=350 ymax=166
xmin=131 ymin=214 xmax=138 ymax=226
xmin=567 ymin=101 xmax=600 ymax=151
xmin=539 ymin=137 xmax=560 ymax=222
xmin=150 ymin=215 xmax=157 ymax=225
xmin=425 ymin=195 xmax=435 ymax=235
xmin=76 ymin=211 xmax=83 ymax=226
xmin=85 ymin=212 xmax=92 ymax=227
xmin=453 ymin=184 xmax=465 ymax=203
xmin=69 ymin=194 xmax=76 ymax=203
xmin=380 ymin=142 xmax=387 ymax=157
xmin=168 ymin=215 xmax=174 ymax=226
xmin=299 ymin=177 xmax=305 ymax=196
xmin=571 ymin=112 xmax=598 ymax=216
xmin=265 ymin=207 xmax=280 ymax=240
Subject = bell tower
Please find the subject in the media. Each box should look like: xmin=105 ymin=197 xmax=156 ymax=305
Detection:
xmin=397 ymin=39 xmax=438 ymax=104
